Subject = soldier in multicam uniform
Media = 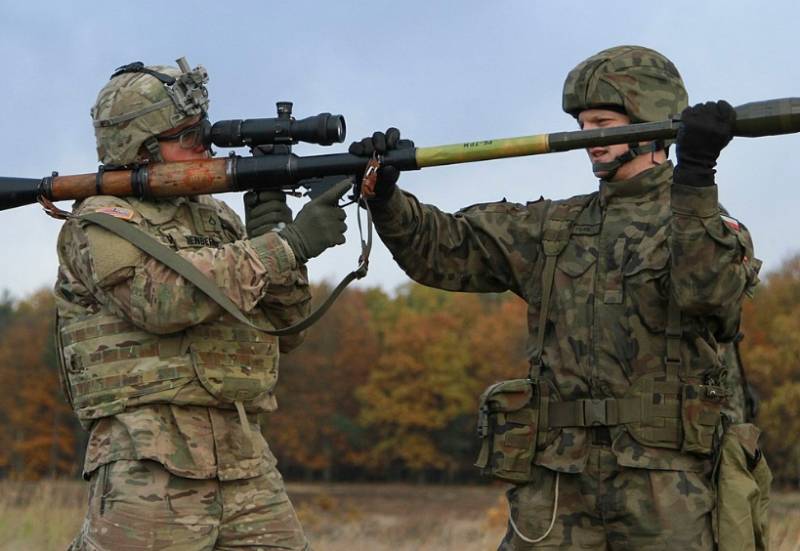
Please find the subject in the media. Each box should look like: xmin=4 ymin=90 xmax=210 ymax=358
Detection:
xmin=56 ymin=60 xmax=350 ymax=550
xmin=349 ymin=45 xmax=762 ymax=549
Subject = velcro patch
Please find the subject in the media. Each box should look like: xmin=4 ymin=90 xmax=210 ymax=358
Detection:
xmin=721 ymin=214 xmax=740 ymax=232
xmin=95 ymin=206 xmax=134 ymax=220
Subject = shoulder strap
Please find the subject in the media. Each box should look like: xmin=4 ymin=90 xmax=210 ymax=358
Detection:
xmin=530 ymin=197 xmax=591 ymax=377
xmin=665 ymin=292 xmax=683 ymax=379
xmin=79 ymin=211 xmax=367 ymax=336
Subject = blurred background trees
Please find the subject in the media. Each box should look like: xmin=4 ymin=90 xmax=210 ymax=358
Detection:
xmin=2 ymin=256 xmax=799 ymax=485
xmin=740 ymin=255 xmax=800 ymax=486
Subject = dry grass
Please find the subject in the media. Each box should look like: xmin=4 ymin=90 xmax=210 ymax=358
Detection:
xmin=770 ymin=492 xmax=800 ymax=551
xmin=290 ymin=483 xmax=506 ymax=550
xmin=0 ymin=480 xmax=797 ymax=550
xmin=0 ymin=480 xmax=86 ymax=551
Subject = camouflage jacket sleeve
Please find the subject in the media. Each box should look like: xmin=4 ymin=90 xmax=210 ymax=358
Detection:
xmin=371 ymin=188 xmax=547 ymax=298
xmin=257 ymin=263 xmax=311 ymax=353
xmin=669 ymin=183 xmax=761 ymax=333
xmin=211 ymin=198 xmax=311 ymax=353
xmin=58 ymin=198 xmax=304 ymax=335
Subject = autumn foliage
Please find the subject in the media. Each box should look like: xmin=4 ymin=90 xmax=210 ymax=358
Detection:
xmin=740 ymin=255 xmax=800 ymax=486
xmin=2 ymin=256 xmax=800 ymax=485
xmin=0 ymin=290 xmax=79 ymax=479
xmin=268 ymin=285 xmax=528 ymax=482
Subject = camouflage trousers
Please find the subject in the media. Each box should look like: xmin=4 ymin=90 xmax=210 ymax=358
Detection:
xmin=69 ymin=459 xmax=310 ymax=550
xmin=499 ymin=445 xmax=715 ymax=550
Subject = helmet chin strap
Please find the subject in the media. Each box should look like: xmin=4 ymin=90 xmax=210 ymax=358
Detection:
xmin=143 ymin=137 xmax=164 ymax=163
xmin=592 ymin=141 xmax=663 ymax=180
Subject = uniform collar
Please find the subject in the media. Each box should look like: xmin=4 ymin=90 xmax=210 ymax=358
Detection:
xmin=159 ymin=195 xmax=201 ymax=207
xmin=598 ymin=161 xmax=673 ymax=206
xmin=170 ymin=195 xmax=200 ymax=205
xmin=127 ymin=195 xmax=200 ymax=225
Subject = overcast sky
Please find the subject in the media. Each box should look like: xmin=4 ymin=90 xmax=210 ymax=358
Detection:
xmin=1 ymin=1 xmax=799 ymax=299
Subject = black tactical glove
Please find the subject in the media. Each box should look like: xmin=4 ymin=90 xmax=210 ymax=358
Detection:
xmin=279 ymin=178 xmax=350 ymax=264
xmin=673 ymin=100 xmax=736 ymax=187
xmin=244 ymin=190 xmax=292 ymax=238
xmin=348 ymin=127 xmax=414 ymax=202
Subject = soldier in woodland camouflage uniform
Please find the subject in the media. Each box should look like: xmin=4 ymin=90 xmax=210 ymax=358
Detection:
xmin=57 ymin=60 xmax=350 ymax=550
xmin=349 ymin=46 xmax=762 ymax=549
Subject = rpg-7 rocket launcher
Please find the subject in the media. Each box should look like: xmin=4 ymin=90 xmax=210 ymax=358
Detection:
xmin=0 ymin=101 xmax=350 ymax=212
xmin=2 ymin=98 xmax=800 ymax=212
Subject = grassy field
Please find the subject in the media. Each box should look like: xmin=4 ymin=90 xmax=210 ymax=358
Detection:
xmin=0 ymin=480 xmax=797 ymax=550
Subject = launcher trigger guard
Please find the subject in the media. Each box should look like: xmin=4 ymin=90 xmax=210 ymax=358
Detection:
xmin=301 ymin=175 xmax=356 ymax=205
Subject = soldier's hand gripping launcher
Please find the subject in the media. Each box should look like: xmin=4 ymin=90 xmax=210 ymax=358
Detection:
xmin=2 ymin=98 xmax=800 ymax=212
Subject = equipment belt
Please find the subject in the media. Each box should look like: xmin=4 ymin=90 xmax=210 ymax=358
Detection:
xmin=548 ymin=396 xmax=681 ymax=428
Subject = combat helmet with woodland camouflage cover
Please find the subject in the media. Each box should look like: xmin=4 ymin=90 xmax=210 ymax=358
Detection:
xmin=562 ymin=45 xmax=688 ymax=123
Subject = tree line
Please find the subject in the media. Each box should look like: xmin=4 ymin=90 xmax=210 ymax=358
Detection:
xmin=1 ymin=257 xmax=799 ymax=485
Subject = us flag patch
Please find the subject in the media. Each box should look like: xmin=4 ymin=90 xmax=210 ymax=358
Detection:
xmin=721 ymin=214 xmax=740 ymax=232
xmin=95 ymin=206 xmax=134 ymax=220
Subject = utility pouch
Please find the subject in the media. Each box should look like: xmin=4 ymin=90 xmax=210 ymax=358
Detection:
xmin=713 ymin=423 xmax=771 ymax=551
xmin=681 ymin=383 xmax=725 ymax=455
xmin=475 ymin=378 xmax=539 ymax=483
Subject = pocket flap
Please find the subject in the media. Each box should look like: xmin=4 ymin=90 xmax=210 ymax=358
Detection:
xmin=727 ymin=423 xmax=761 ymax=459
xmin=556 ymin=245 xmax=597 ymax=277
xmin=624 ymin=232 xmax=670 ymax=277
xmin=484 ymin=379 xmax=535 ymax=412
xmin=624 ymin=247 xmax=669 ymax=277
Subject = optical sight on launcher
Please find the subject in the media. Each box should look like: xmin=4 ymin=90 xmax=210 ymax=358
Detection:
xmin=206 ymin=102 xmax=346 ymax=149
xmin=203 ymin=101 xmax=351 ymax=199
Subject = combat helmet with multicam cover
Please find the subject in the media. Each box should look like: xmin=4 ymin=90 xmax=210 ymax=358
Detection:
xmin=562 ymin=45 xmax=688 ymax=177
xmin=91 ymin=57 xmax=209 ymax=166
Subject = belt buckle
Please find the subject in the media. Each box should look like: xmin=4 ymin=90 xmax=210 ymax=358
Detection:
xmin=583 ymin=399 xmax=607 ymax=426
xmin=591 ymin=426 xmax=613 ymax=446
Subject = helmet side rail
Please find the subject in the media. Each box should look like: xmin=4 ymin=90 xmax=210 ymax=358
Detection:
xmin=2 ymin=97 xmax=799 ymax=212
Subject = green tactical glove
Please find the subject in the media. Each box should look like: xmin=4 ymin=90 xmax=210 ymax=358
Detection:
xmin=673 ymin=100 xmax=736 ymax=187
xmin=243 ymin=190 xmax=292 ymax=238
xmin=348 ymin=127 xmax=414 ymax=203
xmin=278 ymin=179 xmax=351 ymax=264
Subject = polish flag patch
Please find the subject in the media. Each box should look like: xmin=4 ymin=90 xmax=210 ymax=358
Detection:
xmin=95 ymin=206 xmax=134 ymax=220
xmin=721 ymin=214 xmax=740 ymax=232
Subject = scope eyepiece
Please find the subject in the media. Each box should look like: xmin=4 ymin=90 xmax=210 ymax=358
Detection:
xmin=205 ymin=109 xmax=346 ymax=148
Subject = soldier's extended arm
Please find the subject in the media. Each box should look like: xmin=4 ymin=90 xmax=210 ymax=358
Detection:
xmin=375 ymin=190 xmax=497 ymax=291
xmin=372 ymin=187 xmax=546 ymax=297
xmin=58 ymin=197 xmax=300 ymax=335
xmin=669 ymin=102 xmax=761 ymax=326
xmin=670 ymin=185 xmax=759 ymax=312
xmin=350 ymin=128 xmax=546 ymax=296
